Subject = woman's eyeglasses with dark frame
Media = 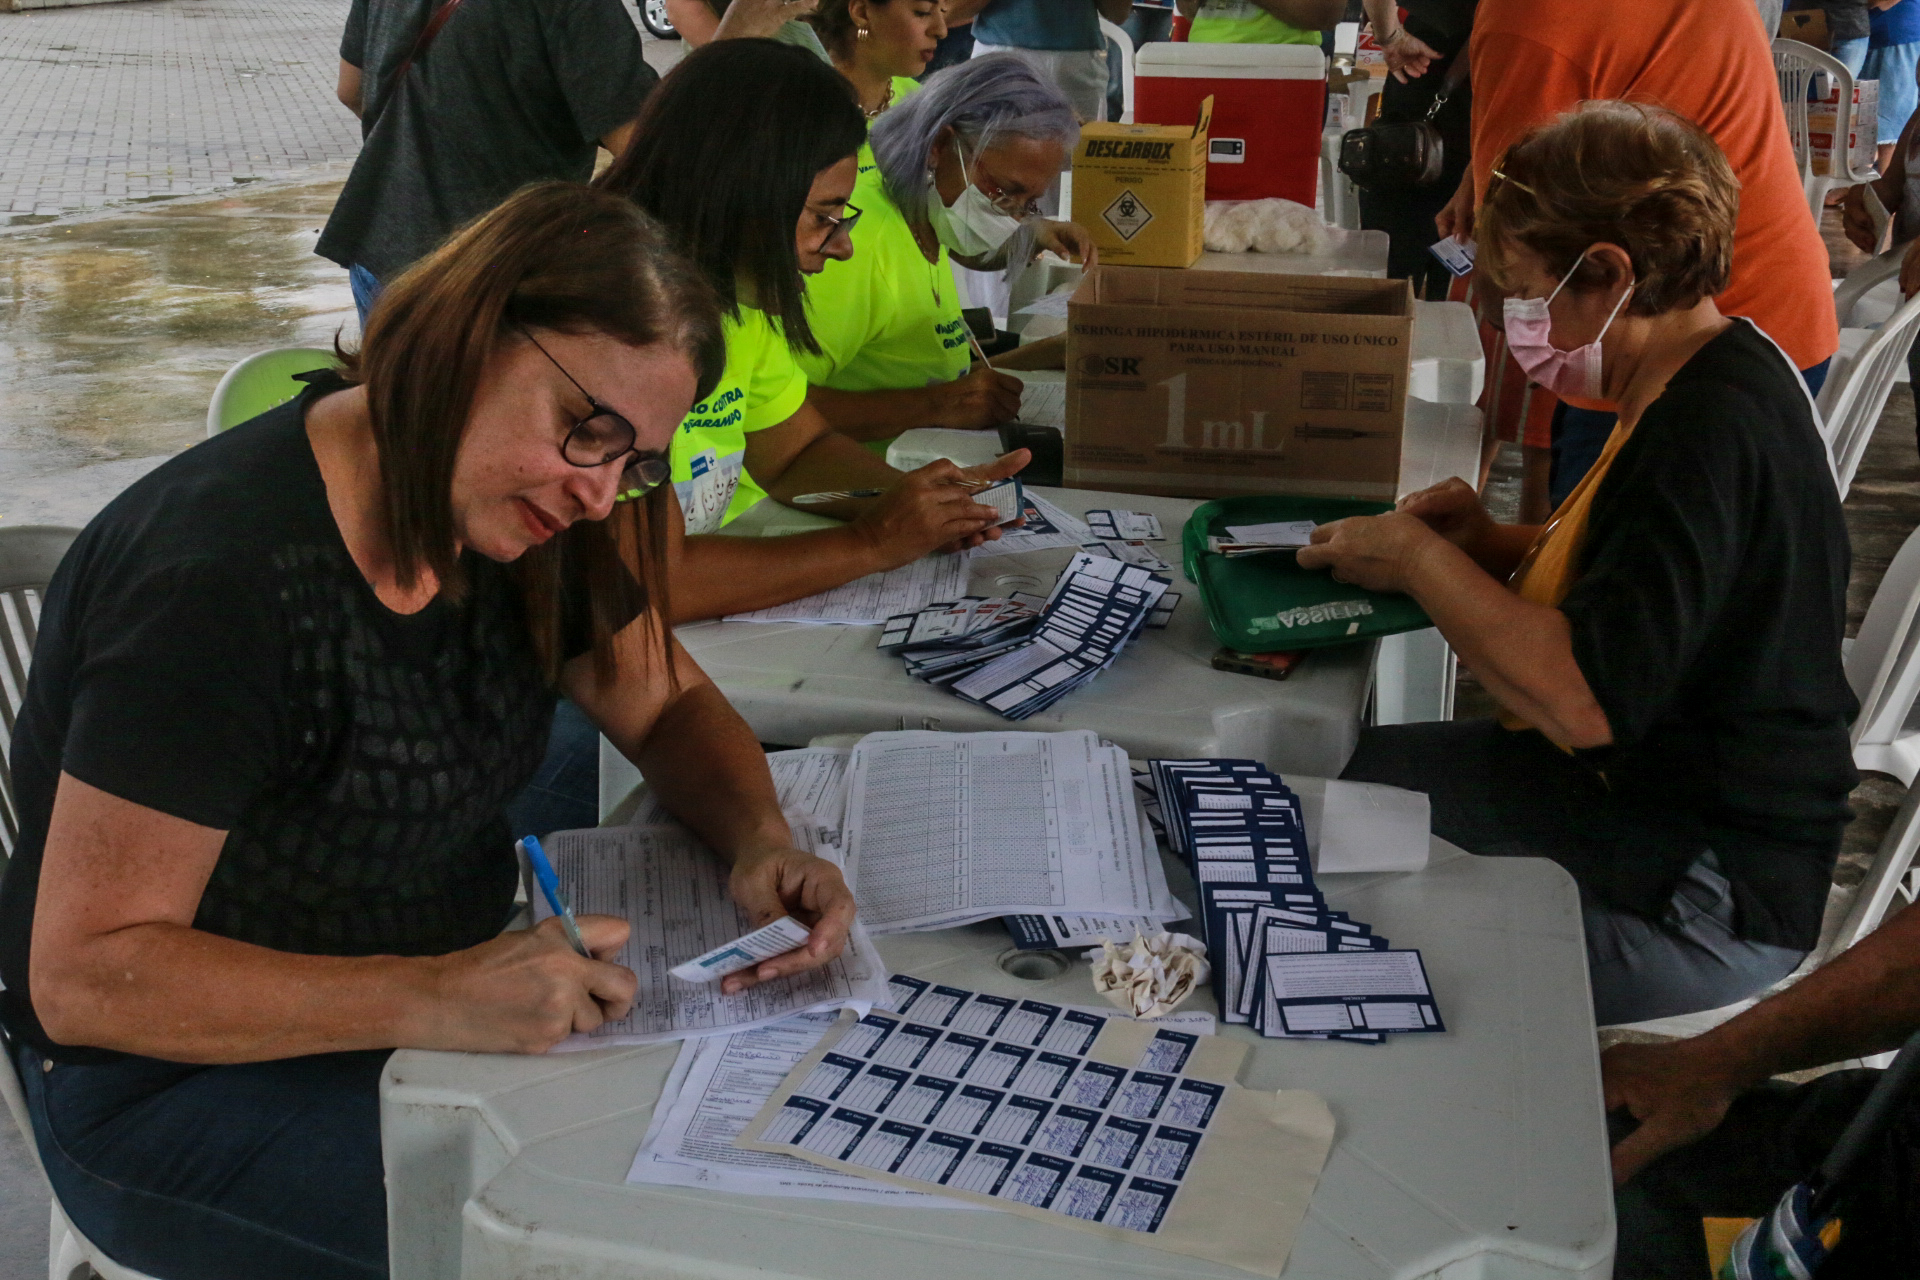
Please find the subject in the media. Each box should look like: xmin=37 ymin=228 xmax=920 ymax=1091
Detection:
xmin=518 ymin=327 xmax=671 ymax=504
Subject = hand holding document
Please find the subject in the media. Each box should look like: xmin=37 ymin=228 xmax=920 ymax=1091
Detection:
xmin=533 ymin=821 xmax=888 ymax=1049
xmin=671 ymin=917 xmax=813 ymax=984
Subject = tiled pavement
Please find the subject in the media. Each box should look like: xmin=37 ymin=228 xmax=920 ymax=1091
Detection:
xmin=1 ymin=0 xmax=363 ymax=221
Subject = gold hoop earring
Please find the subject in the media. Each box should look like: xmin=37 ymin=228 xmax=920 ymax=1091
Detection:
xmin=856 ymin=25 xmax=870 ymax=38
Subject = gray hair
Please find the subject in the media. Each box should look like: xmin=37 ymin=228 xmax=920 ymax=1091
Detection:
xmin=870 ymin=54 xmax=1081 ymax=223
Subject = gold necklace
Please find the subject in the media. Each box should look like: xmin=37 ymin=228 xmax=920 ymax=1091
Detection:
xmin=862 ymin=79 xmax=894 ymax=120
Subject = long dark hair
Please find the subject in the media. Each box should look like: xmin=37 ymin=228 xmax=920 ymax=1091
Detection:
xmin=339 ymin=182 xmax=723 ymax=684
xmin=596 ymin=39 xmax=865 ymax=355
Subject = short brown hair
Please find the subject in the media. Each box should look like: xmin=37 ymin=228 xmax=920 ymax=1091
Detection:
xmin=1478 ymin=101 xmax=1741 ymax=317
xmin=338 ymin=182 xmax=723 ymax=684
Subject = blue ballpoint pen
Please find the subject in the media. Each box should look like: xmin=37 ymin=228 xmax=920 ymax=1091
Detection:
xmin=520 ymin=835 xmax=590 ymax=957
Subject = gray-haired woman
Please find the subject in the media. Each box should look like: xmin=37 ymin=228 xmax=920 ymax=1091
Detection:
xmin=800 ymin=53 xmax=1098 ymax=443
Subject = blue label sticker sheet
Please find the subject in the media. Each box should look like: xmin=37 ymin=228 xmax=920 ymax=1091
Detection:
xmin=741 ymin=975 xmax=1238 ymax=1238
xmin=1146 ymin=758 xmax=1445 ymax=1041
xmin=739 ymin=972 xmax=1337 ymax=1276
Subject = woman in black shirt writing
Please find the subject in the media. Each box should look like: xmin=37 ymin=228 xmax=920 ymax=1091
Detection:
xmin=0 ymin=183 xmax=856 ymax=1279
xmin=1302 ymin=102 xmax=1859 ymax=1027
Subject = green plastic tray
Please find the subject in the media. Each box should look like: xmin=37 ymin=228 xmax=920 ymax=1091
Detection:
xmin=1182 ymin=495 xmax=1432 ymax=653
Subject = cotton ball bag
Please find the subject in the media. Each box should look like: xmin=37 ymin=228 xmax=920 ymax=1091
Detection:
xmin=1203 ymin=199 xmax=1331 ymax=255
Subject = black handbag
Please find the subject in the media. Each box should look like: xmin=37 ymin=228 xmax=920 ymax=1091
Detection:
xmin=1336 ymin=45 xmax=1469 ymax=193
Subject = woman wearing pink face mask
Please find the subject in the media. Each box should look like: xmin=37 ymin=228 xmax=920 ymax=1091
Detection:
xmin=1300 ymin=102 xmax=1858 ymax=1028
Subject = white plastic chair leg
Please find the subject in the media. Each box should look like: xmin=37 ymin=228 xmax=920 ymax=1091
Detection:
xmin=50 ymin=1199 xmax=91 ymax=1280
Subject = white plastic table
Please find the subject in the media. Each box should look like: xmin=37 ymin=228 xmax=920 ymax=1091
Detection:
xmin=382 ymin=816 xmax=1612 ymax=1280
xmin=669 ymin=484 xmax=1376 ymax=779
xmin=650 ymin=397 xmax=1482 ymax=806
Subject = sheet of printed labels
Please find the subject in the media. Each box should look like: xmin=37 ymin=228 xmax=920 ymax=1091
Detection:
xmin=738 ymin=974 xmax=1334 ymax=1276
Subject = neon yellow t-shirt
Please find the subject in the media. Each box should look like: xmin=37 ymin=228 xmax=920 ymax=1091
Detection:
xmin=672 ymin=305 xmax=809 ymax=533
xmin=797 ymin=160 xmax=971 ymax=398
xmin=1189 ymin=0 xmax=1322 ymax=44
xmin=855 ymin=77 xmax=923 ymax=181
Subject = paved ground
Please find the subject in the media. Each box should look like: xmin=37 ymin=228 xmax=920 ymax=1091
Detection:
xmin=1 ymin=0 xmax=362 ymax=221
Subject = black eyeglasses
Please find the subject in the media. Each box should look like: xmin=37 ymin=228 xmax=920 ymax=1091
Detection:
xmin=816 ymin=202 xmax=864 ymax=249
xmin=518 ymin=327 xmax=672 ymax=504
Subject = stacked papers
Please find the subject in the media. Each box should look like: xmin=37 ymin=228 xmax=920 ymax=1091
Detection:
xmin=534 ymin=817 xmax=890 ymax=1049
xmin=841 ymin=730 xmax=1182 ymax=934
xmin=879 ymin=596 xmax=1038 ymax=654
xmin=724 ymin=553 xmax=972 ymax=624
xmin=1206 ymin=520 xmax=1318 ymax=560
xmin=1084 ymin=539 xmax=1172 ymax=572
xmin=887 ymin=552 xmax=1168 ymax=721
xmin=973 ymin=477 xmax=1026 ymax=527
xmin=974 ymin=491 xmax=1093 ymax=558
xmin=1086 ymin=509 xmax=1163 ymax=542
xmin=1148 ymin=759 xmax=1445 ymax=1042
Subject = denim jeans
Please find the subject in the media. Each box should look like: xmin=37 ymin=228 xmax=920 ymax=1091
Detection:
xmin=1548 ymin=358 xmax=1831 ymax=509
xmin=348 ymin=263 xmax=381 ymax=330
xmin=12 ymin=1039 xmax=390 ymax=1279
xmin=1341 ymin=720 xmax=1808 ymax=1025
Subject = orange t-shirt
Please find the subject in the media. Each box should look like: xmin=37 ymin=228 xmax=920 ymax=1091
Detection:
xmin=1469 ymin=0 xmax=1838 ymax=373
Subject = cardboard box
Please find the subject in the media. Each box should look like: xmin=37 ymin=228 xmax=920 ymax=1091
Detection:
xmin=1810 ymin=77 xmax=1878 ymax=178
xmin=1071 ymin=97 xmax=1211 ymax=269
xmin=1063 ymin=266 xmax=1413 ymax=500
xmin=1779 ymin=7 xmax=1828 ymax=50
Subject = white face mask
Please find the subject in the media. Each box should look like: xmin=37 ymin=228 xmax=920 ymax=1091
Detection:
xmin=926 ymin=146 xmax=1023 ymax=257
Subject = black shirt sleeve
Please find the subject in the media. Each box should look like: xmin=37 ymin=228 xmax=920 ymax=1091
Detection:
xmin=62 ymin=556 xmax=284 ymax=831
xmin=1558 ymin=381 xmax=1759 ymax=753
xmin=341 ymin=0 xmax=369 ymax=67
xmin=540 ymin=0 xmax=657 ymax=146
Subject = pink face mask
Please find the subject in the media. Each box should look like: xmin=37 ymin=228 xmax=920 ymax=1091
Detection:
xmin=1502 ymin=255 xmax=1634 ymax=402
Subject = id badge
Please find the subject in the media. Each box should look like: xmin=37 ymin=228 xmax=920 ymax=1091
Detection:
xmin=674 ymin=447 xmax=744 ymax=535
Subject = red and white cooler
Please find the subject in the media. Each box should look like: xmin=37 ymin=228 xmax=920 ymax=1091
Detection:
xmin=1134 ymin=43 xmax=1327 ymax=207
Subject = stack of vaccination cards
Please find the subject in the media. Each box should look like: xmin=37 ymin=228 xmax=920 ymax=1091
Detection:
xmin=1146 ymin=759 xmax=1445 ymax=1042
xmin=880 ymin=553 xmax=1171 ymax=721
xmin=1205 ymin=520 xmax=1318 ymax=560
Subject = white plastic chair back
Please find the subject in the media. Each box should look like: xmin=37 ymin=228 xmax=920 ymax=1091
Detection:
xmin=1100 ymin=16 xmax=1135 ymax=123
xmin=1849 ymin=522 xmax=1920 ymax=786
xmin=0 ymin=527 xmax=79 ymax=868
xmin=1833 ymin=246 xmax=1905 ymax=330
xmin=1773 ymin=39 xmax=1872 ymax=218
xmin=1820 ymin=286 xmax=1920 ymax=499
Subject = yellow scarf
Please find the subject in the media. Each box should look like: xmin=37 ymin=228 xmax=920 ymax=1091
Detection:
xmin=1498 ymin=418 xmax=1636 ymax=733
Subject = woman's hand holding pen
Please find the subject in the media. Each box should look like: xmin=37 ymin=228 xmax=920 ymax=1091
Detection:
xmin=412 ymin=915 xmax=638 ymax=1054
xmin=928 ymin=363 xmax=1024 ymax=430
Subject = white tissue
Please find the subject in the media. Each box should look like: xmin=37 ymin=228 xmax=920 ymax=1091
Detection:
xmin=1092 ymin=930 xmax=1211 ymax=1019
xmin=1203 ymin=199 xmax=1331 ymax=255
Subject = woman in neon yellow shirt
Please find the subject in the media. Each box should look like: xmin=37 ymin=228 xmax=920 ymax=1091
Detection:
xmin=809 ymin=0 xmax=943 ymax=125
xmin=800 ymin=54 xmax=1099 ymax=443
xmin=1177 ymin=0 xmax=1339 ymax=44
xmin=597 ymin=39 xmax=1022 ymax=620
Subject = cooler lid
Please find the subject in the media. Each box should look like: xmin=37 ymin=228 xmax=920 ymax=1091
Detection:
xmin=1137 ymin=42 xmax=1326 ymax=80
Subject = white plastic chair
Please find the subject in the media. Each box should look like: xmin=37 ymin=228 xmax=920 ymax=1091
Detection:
xmin=0 ymin=526 xmax=160 ymax=1280
xmin=1773 ymin=38 xmax=1876 ymax=219
xmin=1100 ymin=15 xmax=1135 ymax=123
xmin=1818 ymin=264 xmax=1920 ymax=499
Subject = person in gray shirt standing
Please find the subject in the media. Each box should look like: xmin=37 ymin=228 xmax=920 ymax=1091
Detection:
xmin=320 ymin=0 xmax=658 ymax=321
